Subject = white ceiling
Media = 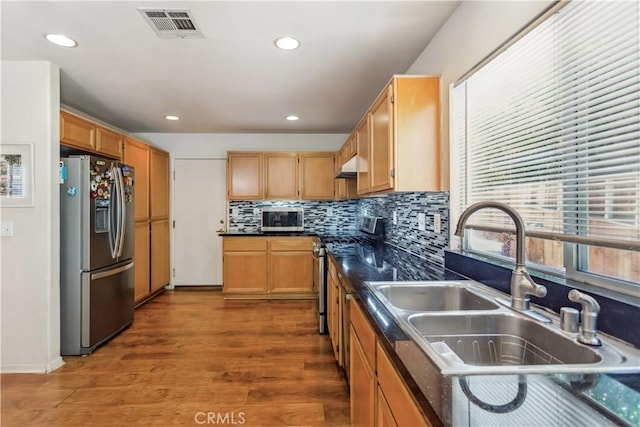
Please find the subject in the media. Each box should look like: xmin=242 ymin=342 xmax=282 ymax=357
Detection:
xmin=1 ymin=1 xmax=460 ymax=134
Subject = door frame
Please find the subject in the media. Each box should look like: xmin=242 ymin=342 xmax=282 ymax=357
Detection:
xmin=169 ymin=155 xmax=228 ymax=289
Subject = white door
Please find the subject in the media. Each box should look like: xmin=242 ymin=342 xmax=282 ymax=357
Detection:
xmin=173 ymin=158 xmax=226 ymax=286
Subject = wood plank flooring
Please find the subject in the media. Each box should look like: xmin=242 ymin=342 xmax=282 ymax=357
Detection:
xmin=1 ymin=289 xmax=350 ymax=426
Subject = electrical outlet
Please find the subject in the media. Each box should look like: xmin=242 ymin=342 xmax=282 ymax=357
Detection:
xmin=327 ymin=207 xmax=334 ymax=216
xmin=1 ymin=222 xmax=14 ymax=237
xmin=418 ymin=213 xmax=426 ymax=231
xmin=253 ymin=208 xmax=260 ymax=215
xmin=392 ymin=210 xmax=397 ymax=225
xmin=231 ymin=207 xmax=238 ymax=217
xmin=434 ymin=213 xmax=441 ymax=233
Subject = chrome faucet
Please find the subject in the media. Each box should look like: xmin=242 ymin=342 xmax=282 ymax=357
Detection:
xmin=454 ymin=201 xmax=548 ymax=315
xmin=568 ymin=289 xmax=602 ymax=346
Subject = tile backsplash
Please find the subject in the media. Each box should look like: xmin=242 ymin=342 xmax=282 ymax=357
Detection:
xmin=228 ymin=199 xmax=358 ymax=234
xmin=358 ymin=192 xmax=449 ymax=268
xmin=229 ymin=191 xmax=449 ymax=268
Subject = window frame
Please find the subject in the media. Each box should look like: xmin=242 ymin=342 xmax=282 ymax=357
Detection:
xmin=449 ymin=0 xmax=640 ymax=298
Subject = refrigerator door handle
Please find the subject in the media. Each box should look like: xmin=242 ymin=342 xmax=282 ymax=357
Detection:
xmin=115 ymin=167 xmax=127 ymax=257
xmin=91 ymin=261 xmax=134 ymax=280
xmin=112 ymin=166 xmax=124 ymax=258
xmin=108 ymin=166 xmax=119 ymax=259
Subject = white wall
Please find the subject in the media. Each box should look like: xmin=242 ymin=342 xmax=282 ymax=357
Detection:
xmin=135 ymin=133 xmax=347 ymax=157
xmin=406 ymin=0 xmax=553 ymax=190
xmin=1 ymin=61 xmax=62 ymax=372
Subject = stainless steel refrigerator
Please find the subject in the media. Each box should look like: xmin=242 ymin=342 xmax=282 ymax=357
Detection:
xmin=60 ymin=155 xmax=135 ymax=355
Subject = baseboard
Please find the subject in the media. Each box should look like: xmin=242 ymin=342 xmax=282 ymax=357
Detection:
xmin=46 ymin=357 xmax=65 ymax=372
xmin=1 ymin=356 xmax=65 ymax=374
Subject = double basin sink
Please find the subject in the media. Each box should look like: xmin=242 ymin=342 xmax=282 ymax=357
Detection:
xmin=365 ymin=280 xmax=640 ymax=375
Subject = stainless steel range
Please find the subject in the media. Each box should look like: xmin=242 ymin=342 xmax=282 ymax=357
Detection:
xmin=314 ymin=216 xmax=384 ymax=335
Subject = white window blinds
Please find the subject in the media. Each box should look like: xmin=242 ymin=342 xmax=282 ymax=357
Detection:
xmin=452 ymin=0 xmax=640 ymax=250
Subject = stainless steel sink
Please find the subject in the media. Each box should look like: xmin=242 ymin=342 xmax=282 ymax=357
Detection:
xmin=375 ymin=282 xmax=499 ymax=312
xmin=364 ymin=280 xmax=640 ymax=375
xmin=408 ymin=312 xmax=601 ymax=366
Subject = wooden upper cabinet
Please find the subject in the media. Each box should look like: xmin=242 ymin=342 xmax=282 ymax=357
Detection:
xmin=227 ymin=152 xmax=263 ymax=200
xmin=356 ymin=116 xmax=371 ymax=195
xmin=299 ymin=153 xmax=335 ymax=200
xmin=96 ymin=127 xmax=123 ymax=159
xmin=123 ymin=137 xmax=150 ymax=221
xmin=150 ymin=147 xmax=170 ymax=220
xmin=355 ymin=76 xmax=441 ymax=195
xmin=60 ymin=110 xmax=95 ymax=151
xmin=264 ymin=153 xmax=298 ymax=199
xmin=393 ymin=76 xmax=440 ymax=192
xmin=369 ymin=85 xmax=394 ymax=193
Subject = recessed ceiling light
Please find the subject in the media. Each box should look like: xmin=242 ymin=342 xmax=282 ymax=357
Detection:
xmin=45 ymin=33 xmax=77 ymax=48
xmin=274 ymin=36 xmax=300 ymax=51
xmin=286 ymin=115 xmax=300 ymax=121
xmin=164 ymin=115 xmax=180 ymax=121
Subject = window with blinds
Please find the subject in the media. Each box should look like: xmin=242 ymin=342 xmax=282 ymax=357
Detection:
xmin=451 ymin=1 xmax=639 ymax=291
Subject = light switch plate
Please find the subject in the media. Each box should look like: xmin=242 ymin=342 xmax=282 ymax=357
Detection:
xmin=392 ymin=210 xmax=397 ymax=225
xmin=434 ymin=213 xmax=441 ymax=233
xmin=418 ymin=213 xmax=426 ymax=231
xmin=327 ymin=207 xmax=333 ymax=216
xmin=1 ymin=222 xmax=14 ymax=236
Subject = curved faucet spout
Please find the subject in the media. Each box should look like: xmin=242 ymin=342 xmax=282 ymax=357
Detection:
xmin=455 ymin=201 xmax=547 ymax=314
xmin=454 ymin=201 xmax=526 ymax=267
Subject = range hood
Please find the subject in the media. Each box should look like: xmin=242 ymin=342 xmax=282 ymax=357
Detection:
xmin=335 ymin=156 xmax=357 ymax=179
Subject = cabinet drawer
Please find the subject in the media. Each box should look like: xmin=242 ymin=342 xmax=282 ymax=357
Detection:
xmin=350 ymin=299 xmax=376 ymax=370
xmin=223 ymin=237 xmax=268 ymax=251
xmin=376 ymin=342 xmax=430 ymax=427
xmin=269 ymin=237 xmax=313 ymax=251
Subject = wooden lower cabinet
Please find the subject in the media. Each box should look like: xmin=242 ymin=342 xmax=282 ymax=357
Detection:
xmin=222 ymin=236 xmax=314 ymax=298
xmin=350 ymin=299 xmax=433 ymax=427
xmin=350 ymin=324 xmax=376 ymax=427
xmin=376 ymin=386 xmax=398 ymax=427
xmin=134 ymin=221 xmax=151 ymax=303
xmin=269 ymin=252 xmax=313 ymax=292
xmin=150 ymin=219 xmax=171 ymax=293
xmin=223 ymin=252 xmax=268 ymax=292
xmin=327 ymin=262 xmax=342 ymax=364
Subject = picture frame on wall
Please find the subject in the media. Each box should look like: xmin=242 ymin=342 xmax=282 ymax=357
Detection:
xmin=0 ymin=142 xmax=35 ymax=207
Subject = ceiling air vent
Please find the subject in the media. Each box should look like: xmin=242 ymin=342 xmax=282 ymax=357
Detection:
xmin=138 ymin=8 xmax=204 ymax=39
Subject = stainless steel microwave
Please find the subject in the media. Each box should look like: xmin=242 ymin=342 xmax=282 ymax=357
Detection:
xmin=261 ymin=207 xmax=304 ymax=232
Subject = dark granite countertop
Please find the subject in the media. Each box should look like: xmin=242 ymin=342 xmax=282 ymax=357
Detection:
xmin=327 ymin=241 xmax=640 ymax=427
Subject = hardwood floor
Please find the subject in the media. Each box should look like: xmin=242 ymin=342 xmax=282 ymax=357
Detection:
xmin=1 ymin=290 xmax=350 ymax=426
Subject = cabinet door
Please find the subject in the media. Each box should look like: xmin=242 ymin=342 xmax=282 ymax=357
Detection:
xmin=150 ymin=148 xmax=170 ymax=220
xmin=134 ymin=221 xmax=150 ymax=303
xmin=60 ymin=111 xmax=95 ymax=151
xmin=350 ymin=325 xmax=376 ymax=427
xmin=265 ymin=153 xmax=298 ymax=199
xmin=227 ymin=152 xmax=263 ymax=200
xmin=376 ymin=386 xmax=399 ymax=427
xmin=299 ymin=153 xmax=335 ymax=200
xmin=223 ymin=252 xmax=268 ymax=292
xmin=268 ymin=252 xmax=313 ymax=292
xmin=96 ymin=127 xmax=123 ymax=159
xmin=356 ymin=117 xmax=371 ymax=195
xmin=124 ymin=138 xmax=150 ymax=221
xmin=150 ymin=219 xmax=170 ymax=292
xmin=376 ymin=342 xmax=430 ymax=427
xmin=370 ymin=85 xmax=394 ymax=193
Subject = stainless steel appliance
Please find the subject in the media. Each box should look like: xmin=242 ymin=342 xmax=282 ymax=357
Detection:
xmin=261 ymin=207 xmax=304 ymax=232
xmin=312 ymin=239 xmax=327 ymax=334
xmin=314 ymin=216 xmax=384 ymax=335
xmin=60 ymin=155 xmax=135 ymax=355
